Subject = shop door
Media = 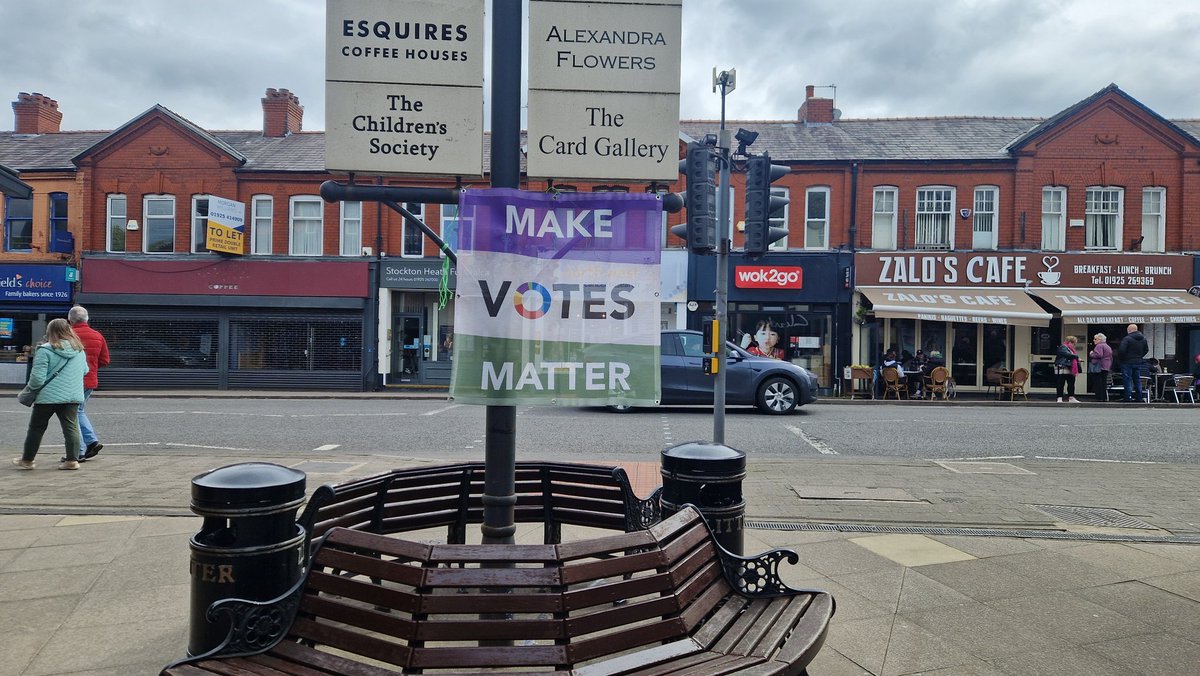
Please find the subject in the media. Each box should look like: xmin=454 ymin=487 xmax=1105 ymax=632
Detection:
xmin=1029 ymin=320 xmax=1062 ymax=389
xmin=393 ymin=314 xmax=423 ymax=380
xmin=950 ymin=323 xmax=978 ymax=387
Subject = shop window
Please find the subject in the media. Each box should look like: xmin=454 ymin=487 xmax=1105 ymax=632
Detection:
xmin=1141 ymin=187 xmax=1165 ymax=252
xmin=229 ymin=316 xmax=362 ymax=371
xmin=871 ymin=186 xmax=897 ymax=249
xmin=49 ymin=192 xmax=69 ymax=250
xmin=915 ymin=187 xmax=953 ymax=250
xmin=1041 ymin=187 xmax=1066 ymax=251
xmin=3 ymin=195 xmax=32 ymax=251
xmin=107 ymin=194 xmax=127 ymax=253
xmin=439 ymin=203 xmax=460 ymax=257
xmin=803 ymin=187 xmax=826 ymax=250
xmin=340 ymin=201 xmax=362 ymax=256
xmin=191 ymin=196 xmax=212 ymax=253
xmin=93 ymin=317 xmax=219 ymax=370
xmin=972 ymin=186 xmax=998 ymax=249
xmin=143 ymin=195 xmax=176 ymax=253
xmin=401 ymin=202 xmax=426 ymax=257
xmin=1085 ymin=187 xmax=1122 ymax=250
xmin=289 ymin=195 xmax=323 ymax=256
xmin=251 ymin=195 xmax=272 ymax=254
xmin=734 ymin=310 xmax=833 ymax=386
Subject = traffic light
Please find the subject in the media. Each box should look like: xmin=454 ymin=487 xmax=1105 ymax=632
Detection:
xmin=669 ymin=142 xmax=718 ymax=253
xmin=743 ymin=152 xmax=789 ymax=256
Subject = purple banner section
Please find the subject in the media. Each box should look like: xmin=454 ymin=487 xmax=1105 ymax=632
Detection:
xmin=459 ymin=188 xmax=661 ymax=264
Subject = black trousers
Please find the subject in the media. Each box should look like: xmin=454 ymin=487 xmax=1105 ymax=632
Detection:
xmin=1089 ymin=370 xmax=1109 ymax=401
xmin=1056 ymin=373 xmax=1076 ymax=398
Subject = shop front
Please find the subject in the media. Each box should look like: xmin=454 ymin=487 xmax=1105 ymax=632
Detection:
xmin=688 ymin=252 xmax=852 ymax=393
xmin=378 ymin=258 xmax=456 ymax=387
xmin=76 ymin=257 xmax=371 ymax=390
xmin=0 ymin=264 xmax=76 ymax=385
xmin=854 ymin=252 xmax=1199 ymax=393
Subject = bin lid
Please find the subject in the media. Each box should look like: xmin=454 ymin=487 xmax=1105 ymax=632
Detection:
xmin=661 ymin=441 xmax=746 ymax=474
xmin=191 ymin=462 xmax=307 ymax=512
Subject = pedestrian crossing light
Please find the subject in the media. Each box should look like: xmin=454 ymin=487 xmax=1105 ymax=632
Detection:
xmin=743 ymin=152 xmax=789 ymax=257
xmin=670 ymin=142 xmax=719 ymax=254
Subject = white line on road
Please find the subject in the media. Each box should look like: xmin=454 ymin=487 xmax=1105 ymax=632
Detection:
xmin=168 ymin=442 xmax=257 ymax=452
xmin=423 ymin=404 xmax=462 ymax=416
xmin=312 ymin=444 xmax=341 ymax=452
xmin=1035 ymin=455 xmax=1159 ymax=464
xmin=936 ymin=455 xmax=1025 ymax=461
xmin=786 ymin=425 xmax=838 ymax=455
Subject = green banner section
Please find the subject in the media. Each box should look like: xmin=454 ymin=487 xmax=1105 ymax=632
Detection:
xmin=449 ymin=334 xmax=660 ymax=406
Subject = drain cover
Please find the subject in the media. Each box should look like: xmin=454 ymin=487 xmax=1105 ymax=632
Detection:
xmin=1031 ymin=505 xmax=1156 ymax=529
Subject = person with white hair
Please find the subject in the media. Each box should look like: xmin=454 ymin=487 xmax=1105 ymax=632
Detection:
xmin=67 ymin=305 xmax=110 ymax=461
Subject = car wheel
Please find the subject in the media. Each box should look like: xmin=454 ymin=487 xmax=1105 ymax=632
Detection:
xmin=756 ymin=376 xmax=798 ymax=414
xmin=606 ymin=404 xmax=634 ymax=413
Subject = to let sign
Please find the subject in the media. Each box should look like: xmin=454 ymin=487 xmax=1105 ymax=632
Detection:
xmin=325 ymin=0 xmax=485 ymax=176
xmin=527 ymin=0 xmax=682 ymax=181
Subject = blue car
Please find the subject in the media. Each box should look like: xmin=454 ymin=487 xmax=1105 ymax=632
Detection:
xmin=611 ymin=330 xmax=819 ymax=414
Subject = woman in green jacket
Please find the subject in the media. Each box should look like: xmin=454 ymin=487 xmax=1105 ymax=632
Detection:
xmin=12 ymin=318 xmax=89 ymax=470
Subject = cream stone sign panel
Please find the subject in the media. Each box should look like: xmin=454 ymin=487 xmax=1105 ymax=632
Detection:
xmin=325 ymin=0 xmax=484 ymax=176
xmin=527 ymin=0 xmax=682 ymax=181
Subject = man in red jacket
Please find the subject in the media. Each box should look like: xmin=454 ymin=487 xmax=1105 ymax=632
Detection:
xmin=68 ymin=306 xmax=110 ymax=461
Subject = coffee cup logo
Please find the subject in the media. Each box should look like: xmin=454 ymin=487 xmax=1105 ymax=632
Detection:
xmin=1038 ymin=255 xmax=1061 ymax=286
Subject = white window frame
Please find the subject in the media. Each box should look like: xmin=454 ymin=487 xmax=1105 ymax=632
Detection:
xmin=871 ymin=186 xmax=897 ymax=250
xmin=439 ymin=203 xmax=463 ymax=258
xmin=1041 ymin=187 xmax=1066 ymax=252
xmin=289 ymin=195 xmax=324 ymax=256
xmin=142 ymin=194 xmax=176 ymax=254
xmin=106 ymin=193 xmax=127 ymax=253
xmin=191 ymin=195 xmax=212 ymax=254
xmin=340 ymin=201 xmax=363 ymax=256
xmin=915 ymin=186 xmax=955 ymax=250
xmin=803 ymin=186 xmax=827 ymax=250
xmin=251 ymin=195 xmax=272 ymax=255
xmin=1085 ymin=186 xmax=1123 ymax=251
xmin=972 ymin=186 xmax=998 ymax=250
xmin=401 ymin=202 xmax=427 ymax=258
xmin=1141 ymin=187 xmax=1165 ymax=253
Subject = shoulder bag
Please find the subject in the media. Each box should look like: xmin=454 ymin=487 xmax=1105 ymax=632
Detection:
xmin=16 ymin=350 xmax=73 ymax=407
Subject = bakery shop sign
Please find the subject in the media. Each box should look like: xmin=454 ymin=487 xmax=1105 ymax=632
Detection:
xmin=855 ymin=252 xmax=1191 ymax=289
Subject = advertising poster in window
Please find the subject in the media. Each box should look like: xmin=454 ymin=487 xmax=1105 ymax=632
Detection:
xmin=450 ymin=189 xmax=661 ymax=406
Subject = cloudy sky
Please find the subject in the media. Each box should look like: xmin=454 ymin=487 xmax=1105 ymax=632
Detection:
xmin=3 ymin=0 xmax=1200 ymax=131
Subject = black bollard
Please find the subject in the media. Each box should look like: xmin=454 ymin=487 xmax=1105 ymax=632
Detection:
xmin=187 ymin=462 xmax=306 ymax=657
xmin=660 ymin=441 xmax=746 ymax=554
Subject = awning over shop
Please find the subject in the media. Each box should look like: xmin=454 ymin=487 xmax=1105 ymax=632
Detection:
xmin=1029 ymin=289 xmax=1200 ymax=324
xmin=859 ymin=286 xmax=1052 ymax=326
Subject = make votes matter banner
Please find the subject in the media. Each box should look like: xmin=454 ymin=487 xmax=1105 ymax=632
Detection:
xmin=450 ymin=189 xmax=661 ymax=406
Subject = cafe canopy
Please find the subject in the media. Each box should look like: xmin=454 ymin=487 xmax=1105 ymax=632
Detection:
xmin=859 ymin=286 xmax=1052 ymax=326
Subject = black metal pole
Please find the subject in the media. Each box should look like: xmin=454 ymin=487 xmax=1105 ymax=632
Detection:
xmin=481 ymin=0 xmax=521 ymax=546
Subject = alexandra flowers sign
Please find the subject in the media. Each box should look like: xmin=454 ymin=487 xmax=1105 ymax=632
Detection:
xmin=450 ymin=189 xmax=662 ymax=406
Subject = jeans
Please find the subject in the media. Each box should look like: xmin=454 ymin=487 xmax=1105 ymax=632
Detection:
xmin=23 ymin=403 xmax=81 ymax=462
xmin=78 ymin=388 xmax=97 ymax=446
xmin=1121 ymin=362 xmax=1145 ymax=401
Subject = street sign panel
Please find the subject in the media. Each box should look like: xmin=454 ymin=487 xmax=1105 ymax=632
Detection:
xmin=526 ymin=90 xmax=679 ymax=180
xmin=527 ymin=0 xmax=682 ymax=182
xmin=325 ymin=0 xmax=485 ymax=176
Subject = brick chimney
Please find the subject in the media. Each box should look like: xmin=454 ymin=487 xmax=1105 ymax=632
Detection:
xmin=12 ymin=92 xmax=63 ymax=134
xmin=261 ymin=88 xmax=303 ymax=137
xmin=798 ymin=85 xmax=835 ymax=126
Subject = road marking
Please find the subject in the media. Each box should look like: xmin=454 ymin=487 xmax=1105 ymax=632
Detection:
xmin=423 ymin=404 xmax=462 ymax=416
xmin=1035 ymin=455 xmax=1158 ymax=464
xmin=168 ymin=442 xmax=257 ymax=452
xmin=312 ymin=444 xmax=341 ymax=452
xmin=936 ymin=455 xmax=1025 ymax=461
xmin=787 ymin=425 xmax=838 ymax=455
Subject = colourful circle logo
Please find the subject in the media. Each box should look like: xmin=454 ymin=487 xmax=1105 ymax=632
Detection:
xmin=513 ymin=282 xmax=552 ymax=319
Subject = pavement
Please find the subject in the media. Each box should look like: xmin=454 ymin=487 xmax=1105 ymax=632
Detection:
xmin=2 ymin=391 xmax=1200 ymax=675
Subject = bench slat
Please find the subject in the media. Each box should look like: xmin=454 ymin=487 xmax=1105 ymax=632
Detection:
xmin=287 ymin=616 xmax=410 ymax=669
xmin=573 ymin=637 xmax=704 ymax=676
xmin=410 ymin=644 xmax=568 ymax=669
xmin=742 ymin=595 xmax=809 ymax=659
xmin=227 ymin=654 xmax=326 ymax=675
xmin=775 ymin=591 xmax=835 ymax=667
xmin=268 ymin=640 xmax=401 ymax=675
xmin=568 ymin=616 xmax=691 ymax=664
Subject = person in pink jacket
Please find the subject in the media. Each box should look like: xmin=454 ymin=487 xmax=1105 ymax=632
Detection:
xmin=1088 ymin=333 xmax=1114 ymax=402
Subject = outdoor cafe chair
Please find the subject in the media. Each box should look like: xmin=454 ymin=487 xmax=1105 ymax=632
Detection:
xmin=1169 ymin=375 xmax=1196 ymax=404
xmin=882 ymin=367 xmax=908 ymax=400
xmin=998 ymin=367 xmax=1029 ymax=401
xmin=923 ymin=366 xmax=950 ymax=400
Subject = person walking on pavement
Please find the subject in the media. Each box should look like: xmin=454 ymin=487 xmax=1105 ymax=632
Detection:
xmin=1054 ymin=335 xmax=1081 ymax=403
xmin=1088 ymin=333 xmax=1113 ymax=402
xmin=67 ymin=305 xmax=109 ymax=461
xmin=1117 ymin=323 xmax=1149 ymax=402
xmin=12 ymin=319 xmax=89 ymax=470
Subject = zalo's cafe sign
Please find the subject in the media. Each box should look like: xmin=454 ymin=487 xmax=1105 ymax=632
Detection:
xmin=855 ymin=252 xmax=1192 ymax=289
xmin=450 ymin=190 xmax=661 ymax=406
xmin=204 ymin=196 xmax=245 ymax=255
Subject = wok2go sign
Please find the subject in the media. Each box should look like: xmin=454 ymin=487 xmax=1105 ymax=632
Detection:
xmin=734 ymin=265 xmax=803 ymax=289
xmin=450 ymin=189 xmax=662 ymax=406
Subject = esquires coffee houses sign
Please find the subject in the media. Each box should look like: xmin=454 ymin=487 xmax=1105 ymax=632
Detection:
xmin=855 ymin=252 xmax=1192 ymax=290
xmin=325 ymin=0 xmax=485 ymax=176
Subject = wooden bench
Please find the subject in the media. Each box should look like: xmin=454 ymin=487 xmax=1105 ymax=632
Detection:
xmin=296 ymin=461 xmax=663 ymax=548
xmin=163 ymin=505 xmax=835 ymax=675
